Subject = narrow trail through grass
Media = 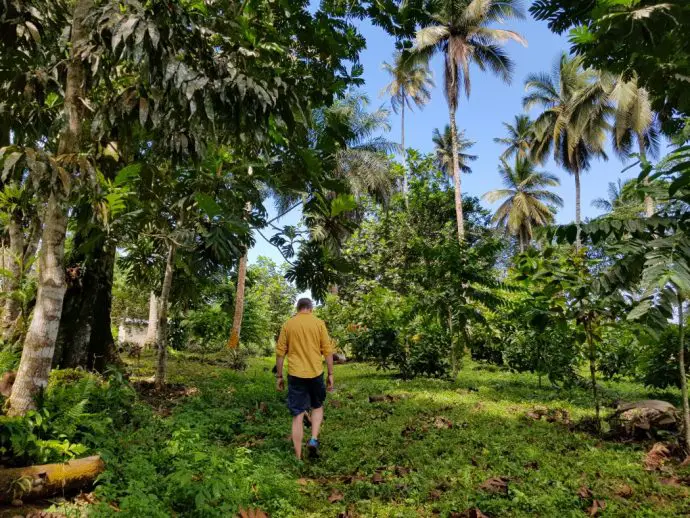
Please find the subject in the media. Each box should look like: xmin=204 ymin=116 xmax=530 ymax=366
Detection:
xmin=90 ymin=354 xmax=689 ymax=517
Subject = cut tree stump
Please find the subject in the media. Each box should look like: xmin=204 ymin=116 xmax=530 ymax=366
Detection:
xmin=0 ymin=455 xmax=105 ymax=503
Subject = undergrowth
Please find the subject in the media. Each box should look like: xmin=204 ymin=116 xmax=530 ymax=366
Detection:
xmin=3 ymin=354 xmax=690 ymax=517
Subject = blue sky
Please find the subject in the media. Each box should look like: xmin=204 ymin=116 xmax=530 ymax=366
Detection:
xmin=249 ymin=11 xmax=664 ymax=268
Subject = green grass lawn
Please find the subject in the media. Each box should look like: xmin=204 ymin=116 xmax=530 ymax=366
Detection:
xmin=80 ymin=353 xmax=690 ymax=517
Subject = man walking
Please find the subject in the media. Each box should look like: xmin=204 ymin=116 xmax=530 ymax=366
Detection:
xmin=275 ymin=298 xmax=334 ymax=460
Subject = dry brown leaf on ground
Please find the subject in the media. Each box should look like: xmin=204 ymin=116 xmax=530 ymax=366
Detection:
xmin=644 ymin=442 xmax=670 ymax=471
xmin=428 ymin=489 xmax=443 ymax=501
xmin=578 ymin=485 xmax=593 ymax=499
xmin=450 ymin=509 xmax=488 ymax=518
xmin=394 ymin=466 xmax=411 ymax=477
xmin=588 ymin=499 xmax=606 ymax=516
xmin=238 ymin=508 xmax=268 ymax=518
xmin=297 ymin=478 xmax=309 ymax=486
xmin=337 ymin=507 xmax=358 ymax=518
xmin=613 ymin=483 xmax=633 ymax=498
xmin=478 ymin=476 xmax=509 ymax=494
xmin=328 ymin=489 xmax=344 ymax=503
xmin=433 ymin=416 xmax=453 ymax=429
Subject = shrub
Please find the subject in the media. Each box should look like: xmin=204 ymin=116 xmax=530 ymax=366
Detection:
xmin=636 ymin=326 xmax=688 ymax=389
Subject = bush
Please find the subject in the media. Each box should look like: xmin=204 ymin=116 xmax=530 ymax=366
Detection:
xmin=401 ymin=320 xmax=451 ymax=379
xmin=636 ymin=326 xmax=688 ymax=389
xmin=322 ymin=289 xmax=452 ymax=379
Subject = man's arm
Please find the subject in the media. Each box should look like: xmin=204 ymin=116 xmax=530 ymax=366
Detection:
xmin=320 ymin=322 xmax=335 ymax=391
xmin=275 ymin=325 xmax=288 ymax=391
xmin=325 ymin=354 xmax=334 ymax=392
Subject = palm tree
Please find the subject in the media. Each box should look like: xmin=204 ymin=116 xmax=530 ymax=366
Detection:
xmin=494 ymin=115 xmax=535 ymax=160
xmin=483 ymin=157 xmax=563 ymax=252
xmin=609 ymin=74 xmax=661 ymax=216
xmin=432 ymin=125 xmax=477 ymax=178
xmin=381 ymin=51 xmax=434 ymax=203
xmin=591 ymin=178 xmax=644 ymax=217
xmin=524 ymin=53 xmax=613 ymax=246
xmin=414 ymin=0 xmax=526 ymax=241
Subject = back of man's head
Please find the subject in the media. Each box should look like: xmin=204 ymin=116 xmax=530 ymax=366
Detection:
xmin=296 ymin=298 xmax=313 ymax=312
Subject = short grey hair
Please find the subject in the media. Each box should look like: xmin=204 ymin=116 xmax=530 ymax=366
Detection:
xmin=296 ymin=298 xmax=313 ymax=311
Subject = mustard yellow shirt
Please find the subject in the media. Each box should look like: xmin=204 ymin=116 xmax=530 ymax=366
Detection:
xmin=276 ymin=313 xmax=333 ymax=378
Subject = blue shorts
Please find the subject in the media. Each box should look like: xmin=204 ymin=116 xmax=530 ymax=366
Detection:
xmin=287 ymin=374 xmax=326 ymax=416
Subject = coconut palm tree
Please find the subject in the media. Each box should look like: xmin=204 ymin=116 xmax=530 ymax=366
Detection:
xmin=432 ymin=125 xmax=477 ymax=178
xmin=494 ymin=114 xmax=535 ymax=160
xmin=483 ymin=157 xmax=563 ymax=252
xmin=609 ymin=74 xmax=661 ymax=216
xmin=524 ymin=53 xmax=613 ymax=246
xmin=414 ymin=0 xmax=526 ymax=241
xmin=381 ymin=51 xmax=434 ymax=203
xmin=591 ymin=178 xmax=648 ymax=219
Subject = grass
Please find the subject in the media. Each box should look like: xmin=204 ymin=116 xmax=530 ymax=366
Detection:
xmin=32 ymin=353 xmax=690 ymax=517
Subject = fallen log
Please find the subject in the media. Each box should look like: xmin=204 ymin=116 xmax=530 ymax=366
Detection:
xmin=0 ymin=455 xmax=105 ymax=504
xmin=607 ymin=400 xmax=679 ymax=440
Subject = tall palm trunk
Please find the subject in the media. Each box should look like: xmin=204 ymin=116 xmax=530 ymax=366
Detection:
xmin=401 ymin=95 xmax=408 ymax=208
xmin=155 ymin=242 xmax=176 ymax=389
xmin=639 ymin=136 xmax=655 ymax=217
xmin=144 ymin=291 xmax=159 ymax=348
xmin=8 ymin=0 xmax=89 ymax=416
xmin=0 ymin=208 xmax=24 ymax=341
xmin=678 ymin=297 xmax=690 ymax=453
xmin=228 ymin=251 xmax=248 ymax=349
xmin=574 ymin=169 xmax=582 ymax=249
xmin=448 ymin=103 xmax=465 ymax=241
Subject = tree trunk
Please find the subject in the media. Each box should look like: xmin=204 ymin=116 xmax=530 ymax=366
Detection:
xmin=574 ymin=169 xmax=582 ymax=249
xmin=155 ymin=242 xmax=176 ymax=389
xmin=54 ymin=233 xmax=119 ymax=371
xmin=678 ymin=297 xmax=690 ymax=452
xmin=401 ymin=97 xmax=408 ymax=208
xmin=88 ymin=242 xmax=119 ymax=371
xmin=639 ymin=135 xmax=655 ymax=217
xmin=228 ymin=251 xmax=248 ymax=349
xmin=0 ymin=207 xmax=24 ymax=341
xmin=448 ymin=103 xmax=465 ymax=242
xmin=144 ymin=291 xmax=159 ymax=348
xmin=7 ymin=0 xmax=89 ymax=416
xmin=0 ymin=456 xmax=104 ymax=504
xmin=448 ymin=306 xmax=457 ymax=377
xmin=8 ymin=194 xmax=68 ymax=415
xmin=586 ymin=321 xmax=600 ymax=431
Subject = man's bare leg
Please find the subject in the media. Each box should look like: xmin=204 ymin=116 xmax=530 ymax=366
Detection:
xmin=292 ymin=412 xmax=305 ymax=460
xmin=310 ymin=406 xmax=324 ymax=440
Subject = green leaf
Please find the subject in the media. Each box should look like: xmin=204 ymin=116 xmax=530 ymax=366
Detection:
xmin=195 ymin=193 xmax=221 ymax=218
xmin=25 ymin=21 xmax=41 ymax=43
xmin=2 ymin=152 xmax=23 ymax=179
xmin=330 ymin=194 xmax=357 ymax=217
xmin=148 ymin=23 xmax=160 ymax=49
xmin=114 ymin=163 xmax=142 ymax=186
